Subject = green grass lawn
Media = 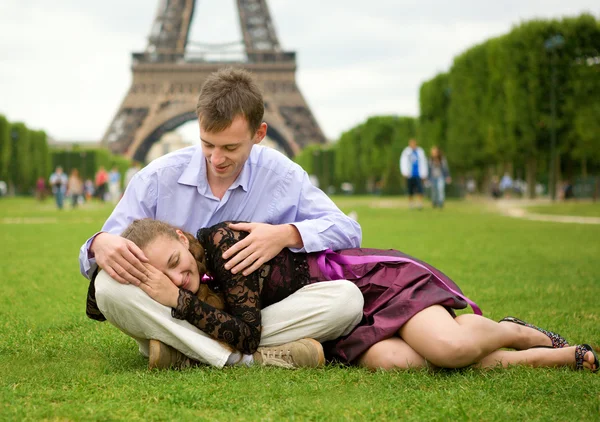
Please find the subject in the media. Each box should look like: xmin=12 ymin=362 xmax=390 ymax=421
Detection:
xmin=1 ymin=197 xmax=599 ymax=421
xmin=526 ymin=201 xmax=600 ymax=218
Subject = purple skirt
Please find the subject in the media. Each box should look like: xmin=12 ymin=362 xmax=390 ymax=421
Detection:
xmin=308 ymin=248 xmax=468 ymax=363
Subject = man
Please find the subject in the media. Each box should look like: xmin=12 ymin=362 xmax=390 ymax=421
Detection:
xmin=80 ymin=68 xmax=363 ymax=369
xmin=49 ymin=166 xmax=68 ymax=210
xmin=108 ymin=165 xmax=121 ymax=203
xmin=400 ymin=139 xmax=428 ymax=209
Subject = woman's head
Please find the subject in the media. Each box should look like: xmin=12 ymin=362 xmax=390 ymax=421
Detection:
xmin=121 ymin=219 xmax=206 ymax=294
xmin=430 ymin=146 xmax=440 ymax=158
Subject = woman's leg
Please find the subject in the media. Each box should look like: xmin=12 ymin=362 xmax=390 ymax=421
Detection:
xmin=476 ymin=346 xmax=598 ymax=371
xmin=357 ymin=337 xmax=428 ymax=370
xmin=438 ymin=178 xmax=446 ymax=207
xmin=399 ymin=305 xmax=553 ymax=368
xmin=359 ymin=338 xmax=599 ymax=372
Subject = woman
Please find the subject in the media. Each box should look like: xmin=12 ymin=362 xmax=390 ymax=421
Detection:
xmin=67 ymin=168 xmax=84 ymax=208
xmin=428 ymin=146 xmax=451 ymax=208
xmin=121 ymin=219 xmax=598 ymax=372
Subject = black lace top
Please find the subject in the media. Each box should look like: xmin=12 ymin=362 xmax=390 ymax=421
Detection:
xmin=170 ymin=222 xmax=313 ymax=354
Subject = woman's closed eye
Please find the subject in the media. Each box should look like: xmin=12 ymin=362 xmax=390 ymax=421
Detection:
xmin=168 ymin=252 xmax=180 ymax=269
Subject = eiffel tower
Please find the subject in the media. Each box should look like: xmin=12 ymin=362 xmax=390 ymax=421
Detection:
xmin=101 ymin=0 xmax=326 ymax=162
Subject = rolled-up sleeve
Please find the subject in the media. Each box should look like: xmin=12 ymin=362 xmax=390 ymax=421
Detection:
xmin=271 ymin=165 xmax=361 ymax=253
xmin=78 ymin=172 xmax=157 ymax=279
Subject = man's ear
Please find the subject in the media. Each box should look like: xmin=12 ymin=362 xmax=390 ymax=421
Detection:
xmin=176 ymin=230 xmax=189 ymax=247
xmin=254 ymin=122 xmax=268 ymax=144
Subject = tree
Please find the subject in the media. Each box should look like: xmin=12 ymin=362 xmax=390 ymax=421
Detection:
xmin=0 ymin=115 xmax=11 ymax=182
xmin=8 ymin=122 xmax=32 ymax=194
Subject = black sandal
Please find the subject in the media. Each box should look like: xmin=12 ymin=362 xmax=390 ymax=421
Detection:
xmin=575 ymin=344 xmax=599 ymax=373
xmin=499 ymin=316 xmax=569 ymax=349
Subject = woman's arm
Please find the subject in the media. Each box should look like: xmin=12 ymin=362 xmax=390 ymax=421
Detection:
xmin=172 ymin=223 xmax=263 ymax=355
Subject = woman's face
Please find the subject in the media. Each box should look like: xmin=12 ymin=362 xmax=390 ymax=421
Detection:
xmin=143 ymin=232 xmax=201 ymax=294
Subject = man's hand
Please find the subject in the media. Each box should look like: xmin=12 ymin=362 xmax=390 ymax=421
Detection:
xmin=90 ymin=232 xmax=149 ymax=286
xmin=137 ymin=263 xmax=180 ymax=308
xmin=222 ymin=223 xmax=302 ymax=276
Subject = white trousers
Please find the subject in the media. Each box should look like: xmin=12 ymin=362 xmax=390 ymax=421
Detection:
xmin=94 ymin=270 xmax=364 ymax=368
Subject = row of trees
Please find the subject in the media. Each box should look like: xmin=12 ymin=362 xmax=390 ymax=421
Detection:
xmin=296 ymin=14 xmax=600 ymax=197
xmin=295 ymin=116 xmax=417 ymax=195
xmin=0 ymin=114 xmax=132 ymax=195
xmin=419 ymin=13 xmax=600 ymax=196
xmin=0 ymin=115 xmax=52 ymax=195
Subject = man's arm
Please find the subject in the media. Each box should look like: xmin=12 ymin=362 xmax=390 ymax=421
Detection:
xmin=78 ymin=172 xmax=156 ymax=283
xmin=223 ymin=165 xmax=361 ymax=275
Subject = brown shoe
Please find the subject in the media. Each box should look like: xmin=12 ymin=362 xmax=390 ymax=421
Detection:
xmin=148 ymin=339 xmax=196 ymax=370
xmin=253 ymin=338 xmax=325 ymax=369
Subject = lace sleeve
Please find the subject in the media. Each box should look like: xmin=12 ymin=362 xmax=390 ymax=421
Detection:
xmin=171 ymin=222 xmax=263 ymax=355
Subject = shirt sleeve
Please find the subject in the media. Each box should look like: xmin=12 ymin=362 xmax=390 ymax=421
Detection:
xmin=271 ymin=163 xmax=362 ymax=253
xmin=78 ymin=172 xmax=158 ymax=279
xmin=172 ymin=224 xmax=262 ymax=354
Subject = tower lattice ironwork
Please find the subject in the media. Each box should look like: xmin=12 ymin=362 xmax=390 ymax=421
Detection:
xmin=102 ymin=0 xmax=326 ymax=161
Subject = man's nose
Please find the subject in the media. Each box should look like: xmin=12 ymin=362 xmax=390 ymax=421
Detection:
xmin=211 ymin=148 xmax=225 ymax=164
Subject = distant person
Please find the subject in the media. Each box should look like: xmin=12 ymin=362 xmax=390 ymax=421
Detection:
xmin=35 ymin=176 xmax=47 ymax=201
xmin=108 ymin=166 xmax=122 ymax=203
xmin=490 ymin=175 xmax=502 ymax=199
xmin=400 ymin=139 xmax=428 ymax=209
xmin=500 ymin=172 xmax=513 ymax=198
xmin=67 ymin=168 xmax=84 ymax=208
xmin=124 ymin=162 xmax=142 ymax=190
xmin=428 ymin=146 xmax=451 ymax=209
xmin=49 ymin=166 xmax=68 ymax=210
xmin=94 ymin=166 xmax=108 ymax=202
xmin=561 ymin=180 xmax=574 ymax=201
xmin=84 ymin=179 xmax=95 ymax=202
xmin=0 ymin=180 xmax=7 ymax=197
xmin=466 ymin=177 xmax=476 ymax=197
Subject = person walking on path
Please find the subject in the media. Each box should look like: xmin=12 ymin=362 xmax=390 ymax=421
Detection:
xmin=108 ymin=166 xmax=122 ymax=203
xmin=49 ymin=166 xmax=68 ymax=210
xmin=400 ymin=139 xmax=428 ymax=209
xmin=67 ymin=168 xmax=84 ymax=208
xmin=428 ymin=146 xmax=451 ymax=208
xmin=94 ymin=166 xmax=108 ymax=202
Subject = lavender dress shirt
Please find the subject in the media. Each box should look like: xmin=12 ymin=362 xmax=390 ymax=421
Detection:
xmin=79 ymin=144 xmax=362 ymax=279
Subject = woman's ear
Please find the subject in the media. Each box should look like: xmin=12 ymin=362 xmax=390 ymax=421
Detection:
xmin=176 ymin=230 xmax=189 ymax=247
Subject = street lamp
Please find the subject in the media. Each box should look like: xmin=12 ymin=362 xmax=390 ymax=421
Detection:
xmin=544 ymin=34 xmax=565 ymax=201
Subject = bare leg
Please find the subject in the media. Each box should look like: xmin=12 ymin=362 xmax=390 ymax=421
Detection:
xmin=458 ymin=314 xmax=553 ymax=350
xmin=357 ymin=337 xmax=427 ymax=370
xmin=476 ymin=346 xmax=598 ymax=371
xmin=356 ymin=335 xmax=597 ymax=373
xmin=399 ymin=305 xmax=551 ymax=368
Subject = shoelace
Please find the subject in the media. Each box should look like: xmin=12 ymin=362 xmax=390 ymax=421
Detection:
xmin=259 ymin=348 xmax=295 ymax=369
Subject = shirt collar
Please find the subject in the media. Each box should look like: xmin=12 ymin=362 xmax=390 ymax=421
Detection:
xmin=177 ymin=145 xmax=252 ymax=193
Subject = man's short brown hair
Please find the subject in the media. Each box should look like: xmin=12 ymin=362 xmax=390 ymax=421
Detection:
xmin=196 ymin=67 xmax=264 ymax=135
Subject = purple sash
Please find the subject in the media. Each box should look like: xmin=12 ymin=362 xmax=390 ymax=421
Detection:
xmin=317 ymin=249 xmax=482 ymax=315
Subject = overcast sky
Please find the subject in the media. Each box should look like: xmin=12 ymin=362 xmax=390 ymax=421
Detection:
xmin=0 ymin=1 xmax=597 ymax=143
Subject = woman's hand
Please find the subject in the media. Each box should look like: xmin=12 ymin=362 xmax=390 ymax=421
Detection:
xmin=138 ymin=263 xmax=180 ymax=308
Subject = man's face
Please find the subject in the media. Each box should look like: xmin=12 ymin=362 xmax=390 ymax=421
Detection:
xmin=409 ymin=139 xmax=417 ymax=150
xmin=199 ymin=115 xmax=266 ymax=185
